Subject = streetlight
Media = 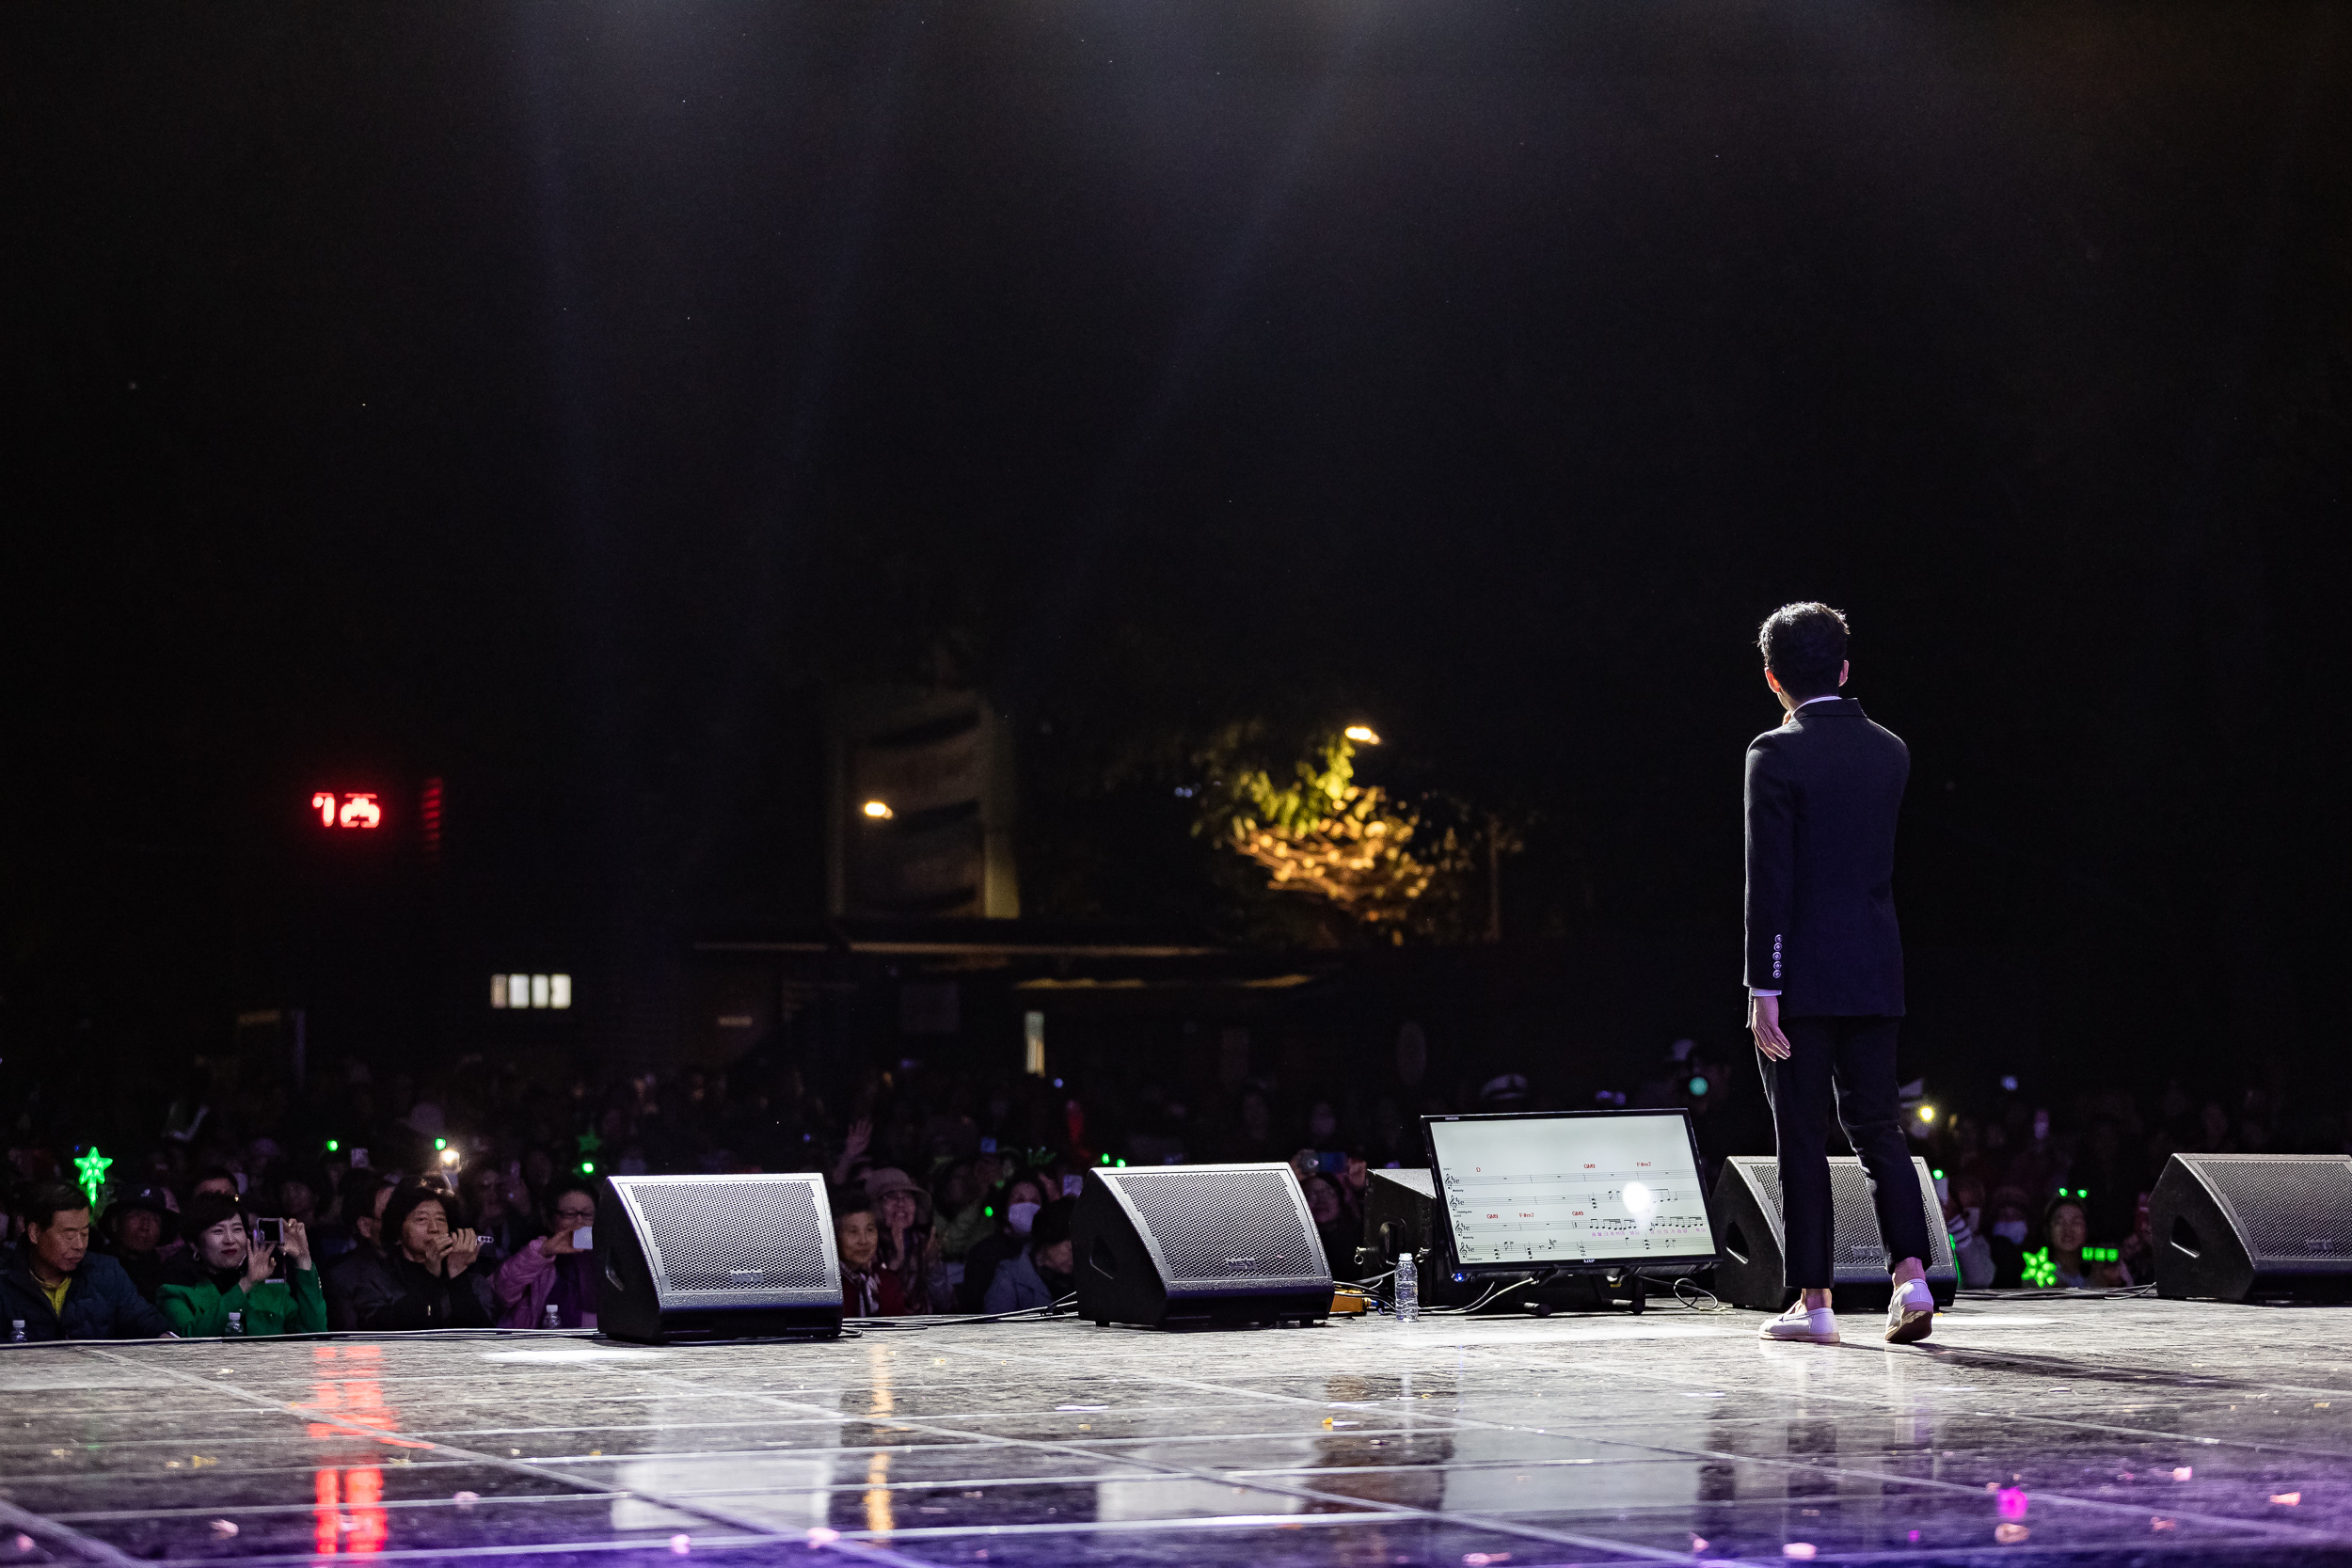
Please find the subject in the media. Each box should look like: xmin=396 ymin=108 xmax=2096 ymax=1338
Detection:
xmin=862 ymin=800 xmax=893 ymax=820
xmin=1343 ymin=725 xmax=1381 ymax=745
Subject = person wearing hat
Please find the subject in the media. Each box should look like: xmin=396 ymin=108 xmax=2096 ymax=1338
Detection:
xmin=865 ymin=1167 xmax=947 ymax=1313
xmin=99 ymin=1185 xmax=179 ymax=1305
xmin=159 ymin=1192 xmax=326 ymax=1338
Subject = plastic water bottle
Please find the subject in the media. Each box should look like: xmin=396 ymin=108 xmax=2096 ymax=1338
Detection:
xmin=1393 ymin=1254 xmax=1420 ymax=1323
xmin=8 ymin=1321 xmax=24 ymax=1343
xmin=224 ymin=1310 xmax=244 ymax=1338
xmin=543 ymin=1304 xmax=562 ymax=1331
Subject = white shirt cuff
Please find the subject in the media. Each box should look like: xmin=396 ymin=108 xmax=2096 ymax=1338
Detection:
xmin=1750 ymin=989 xmax=1781 ymax=997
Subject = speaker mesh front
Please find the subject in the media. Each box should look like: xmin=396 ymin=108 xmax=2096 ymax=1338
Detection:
xmin=1113 ymin=1168 xmax=1323 ymax=1286
xmin=2197 ymin=1157 xmax=2352 ymax=1265
xmin=629 ymin=1180 xmax=831 ymax=1295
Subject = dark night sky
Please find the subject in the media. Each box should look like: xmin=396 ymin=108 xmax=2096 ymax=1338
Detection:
xmin=4 ymin=2 xmax=2347 ymax=1084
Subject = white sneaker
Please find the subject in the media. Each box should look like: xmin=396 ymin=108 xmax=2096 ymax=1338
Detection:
xmin=1758 ymin=1301 xmax=1840 ymax=1344
xmin=1885 ymin=1277 xmax=1935 ymax=1344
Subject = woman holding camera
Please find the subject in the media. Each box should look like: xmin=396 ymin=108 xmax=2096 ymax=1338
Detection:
xmin=158 ymin=1192 xmax=326 ymax=1337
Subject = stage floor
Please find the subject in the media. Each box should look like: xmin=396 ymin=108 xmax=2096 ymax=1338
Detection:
xmin=6 ymin=1296 xmax=2352 ymax=1566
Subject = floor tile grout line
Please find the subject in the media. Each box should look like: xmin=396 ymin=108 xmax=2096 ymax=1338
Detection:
xmin=0 ymin=1497 xmax=148 ymax=1567
xmin=37 ymin=1467 xmax=1206 ymax=1525
xmin=933 ymin=1330 xmax=2340 ymax=1551
xmin=1508 ymin=1338 xmax=2352 ymax=1475
xmin=1438 ymin=1339 xmax=2352 ymax=1548
xmin=891 ymin=1338 xmax=1730 ymax=1565
xmin=53 ymin=1316 xmax=2352 ymax=1567
xmin=595 ymin=1354 xmax=1720 ymax=1567
xmin=74 ymin=1347 xmax=937 ymax=1568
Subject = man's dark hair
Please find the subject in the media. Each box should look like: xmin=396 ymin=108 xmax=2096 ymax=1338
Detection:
xmin=1030 ymin=1196 xmax=1075 ymax=1251
xmin=380 ymin=1180 xmax=452 ymax=1249
xmin=1757 ymin=602 xmax=1851 ymax=700
xmin=20 ymin=1182 xmax=90 ymax=1231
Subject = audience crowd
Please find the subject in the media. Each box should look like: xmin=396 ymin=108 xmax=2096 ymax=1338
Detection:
xmin=2 ymin=1041 xmax=2332 ymax=1338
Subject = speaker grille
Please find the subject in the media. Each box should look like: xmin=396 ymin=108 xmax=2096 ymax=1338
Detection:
xmin=1111 ymin=1167 xmax=1324 ymax=1286
xmin=2193 ymin=1157 xmax=2352 ymax=1265
xmin=628 ymin=1179 xmax=831 ymax=1296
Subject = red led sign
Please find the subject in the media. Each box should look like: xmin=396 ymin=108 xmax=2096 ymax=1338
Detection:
xmin=311 ymin=791 xmax=383 ymax=829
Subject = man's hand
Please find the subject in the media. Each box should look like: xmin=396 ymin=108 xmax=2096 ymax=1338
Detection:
xmin=442 ymin=1228 xmax=483 ymax=1277
xmin=1749 ymin=991 xmax=1793 ymax=1062
xmin=282 ymin=1219 xmax=313 ymax=1270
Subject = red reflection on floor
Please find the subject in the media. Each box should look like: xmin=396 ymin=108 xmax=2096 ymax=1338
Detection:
xmin=305 ymin=1345 xmax=394 ymax=1553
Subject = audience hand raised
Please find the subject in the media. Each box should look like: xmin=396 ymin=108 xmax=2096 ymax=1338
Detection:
xmin=282 ymin=1218 xmax=313 ymax=1270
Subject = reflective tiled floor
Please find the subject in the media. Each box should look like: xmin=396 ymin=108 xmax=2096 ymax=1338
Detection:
xmin=8 ymin=1296 xmax=2352 ymax=1565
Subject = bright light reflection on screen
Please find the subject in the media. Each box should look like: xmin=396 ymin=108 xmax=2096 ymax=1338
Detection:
xmin=1428 ymin=1114 xmax=1710 ymax=1266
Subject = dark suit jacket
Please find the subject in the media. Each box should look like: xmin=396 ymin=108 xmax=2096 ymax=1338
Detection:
xmin=0 ymin=1247 xmax=171 ymax=1340
xmin=1743 ymin=696 xmax=1909 ymax=1016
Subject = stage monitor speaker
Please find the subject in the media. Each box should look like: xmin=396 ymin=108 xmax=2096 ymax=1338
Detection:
xmin=2151 ymin=1154 xmax=2352 ymax=1302
xmin=1711 ymin=1155 xmax=1957 ymax=1312
xmin=1074 ymin=1163 xmax=1332 ymax=1329
xmin=1356 ymin=1167 xmax=1437 ymax=1278
xmin=597 ymin=1174 xmax=843 ymax=1343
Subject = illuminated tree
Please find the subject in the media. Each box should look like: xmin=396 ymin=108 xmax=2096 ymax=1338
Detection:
xmin=1194 ymin=728 xmax=1479 ymax=941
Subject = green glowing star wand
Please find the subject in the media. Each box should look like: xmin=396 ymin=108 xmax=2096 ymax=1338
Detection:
xmin=74 ymin=1146 xmax=114 ymax=1211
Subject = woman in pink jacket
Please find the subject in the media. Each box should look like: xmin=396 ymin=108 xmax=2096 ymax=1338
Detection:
xmin=495 ymin=1180 xmax=600 ymax=1330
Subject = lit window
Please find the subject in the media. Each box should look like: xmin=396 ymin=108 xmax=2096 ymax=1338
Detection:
xmin=491 ymin=973 xmax=573 ymax=1009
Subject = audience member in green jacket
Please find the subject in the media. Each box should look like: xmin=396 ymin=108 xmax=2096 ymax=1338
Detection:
xmin=159 ymin=1193 xmax=326 ymax=1337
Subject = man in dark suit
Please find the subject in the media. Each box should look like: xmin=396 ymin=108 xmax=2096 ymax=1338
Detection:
xmin=1744 ymin=602 xmax=1935 ymax=1345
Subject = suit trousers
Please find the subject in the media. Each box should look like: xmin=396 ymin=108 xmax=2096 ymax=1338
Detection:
xmin=1757 ymin=1014 xmax=1932 ymax=1289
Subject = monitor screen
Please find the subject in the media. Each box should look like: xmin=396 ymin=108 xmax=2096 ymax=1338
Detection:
xmin=1424 ymin=1111 xmax=1714 ymax=1268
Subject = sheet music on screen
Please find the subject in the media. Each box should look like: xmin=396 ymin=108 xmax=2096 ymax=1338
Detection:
xmin=1427 ymin=1114 xmax=1712 ymax=1266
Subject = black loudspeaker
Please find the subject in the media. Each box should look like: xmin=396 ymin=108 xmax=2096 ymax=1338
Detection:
xmin=1074 ymin=1163 xmax=1332 ymax=1328
xmin=597 ymin=1174 xmax=843 ymax=1342
xmin=2151 ymin=1154 xmax=2352 ymax=1302
xmin=1711 ymin=1155 xmax=1957 ymax=1312
xmin=1355 ymin=1167 xmax=1438 ymax=1277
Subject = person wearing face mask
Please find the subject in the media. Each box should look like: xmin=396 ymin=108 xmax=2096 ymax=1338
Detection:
xmin=982 ymin=1196 xmax=1075 ymax=1312
xmin=159 ymin=1193 xmax=326 ymax=1337
xmin=956 ymin=1170 xmax=1048 ymax=1311
xmin=1985 ymin=1186 xmax=2033 ymax=1288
